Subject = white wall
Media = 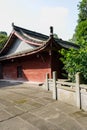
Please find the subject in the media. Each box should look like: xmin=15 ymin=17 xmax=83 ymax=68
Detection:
xmin=7 ymin=39 xmax=36 ymax=55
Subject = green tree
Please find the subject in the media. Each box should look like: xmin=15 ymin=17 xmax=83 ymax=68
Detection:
xmin=75 ymin=0 xmax=87 ymax=46
xmin=60 ymin=0 xmax=87 ymax=82
xmin=78 ymin=0 xmax=87 ymax=23
xmin=0 ymin=31 xmax=8 ymax=50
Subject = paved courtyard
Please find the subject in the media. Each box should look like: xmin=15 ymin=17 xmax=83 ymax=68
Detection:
xmin=0 ymin=81 xmax=87 ymax=130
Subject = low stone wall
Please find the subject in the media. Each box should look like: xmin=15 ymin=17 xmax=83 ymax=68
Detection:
xmin=57 ymin=87 xmax=76 ymax=106
xmin=57 ymin=87 xmax=87 ymax=111
xmin=46 ymin=72 xmax=87 ymax=111
xmin=81 ymin=91 xmax=87 ymax=111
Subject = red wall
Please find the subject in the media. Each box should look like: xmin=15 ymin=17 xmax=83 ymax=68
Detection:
xmin=2 ymin=53 xmax=51 ymax=82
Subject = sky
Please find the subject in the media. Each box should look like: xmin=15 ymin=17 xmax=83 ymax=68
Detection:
xmin=0 ymin=0 xmax=80 ymax=40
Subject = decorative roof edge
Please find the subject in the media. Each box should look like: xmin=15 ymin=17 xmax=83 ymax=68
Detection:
xmin=0 ymin=24 xmax=80 ymax=57
xmin=0 ymin=37 xmax=51 ymax=61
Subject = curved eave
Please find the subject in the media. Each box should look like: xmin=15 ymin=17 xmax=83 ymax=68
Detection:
xmin=14 ymin=31 xmax=45 ymax=46
xmin=0 ymin=30 xmax=47 ymax=56
xmin=0 ymin=37 xmax=51 ymax=62
xmin=55 ymin=38 xmax=80 ymax=49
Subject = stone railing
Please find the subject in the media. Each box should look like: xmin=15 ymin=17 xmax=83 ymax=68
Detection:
xmin=45 ymin=72 xmax=87 ymax=111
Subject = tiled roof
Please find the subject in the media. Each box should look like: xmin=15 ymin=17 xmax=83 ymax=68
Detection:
xmin=55 ymin=38 xmax=79 ymax=49
xmin=0 ymin=24 xmax=79 ymax=61
xmin=13 ymin=24 xmax=49 ymax=41
xmin=12 ymin=24 xmax=79 ymax=49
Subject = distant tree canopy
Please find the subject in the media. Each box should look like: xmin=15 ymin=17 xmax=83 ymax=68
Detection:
xmin=0 ymin=31 xmax=8 ymax=50
xmin=60 ymin=0 xmax=87 ymax=83
xmin=53 ymin=34 xmax=58 ymax=39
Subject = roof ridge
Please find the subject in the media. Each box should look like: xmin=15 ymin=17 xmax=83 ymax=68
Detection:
xmin=12 ymin=24 xmax=49 ymax=40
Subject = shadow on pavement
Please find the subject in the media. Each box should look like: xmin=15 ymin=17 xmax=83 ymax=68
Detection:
xmin=0 ymin=81 xmax=23 ymax=88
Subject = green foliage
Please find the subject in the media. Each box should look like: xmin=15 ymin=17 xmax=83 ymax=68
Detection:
xmin=60 ymin=0 xmax=87 ymax=83
xmin=60 ymin=48 xmax=87 ymax=82
xmin=75 ymin=0 xmax=87 ymax=46
xmin=0 ymin=31 xmax=7 ymax=35
xmin=75 ymin=20 xmax=87 ymax=46
xmin=0 ymin=32 xmax=8 ymax=50
xmin=53 ymin=34 xmax=58 ymax=39
xmin=78 ymin=0 xmax=87 ymax=22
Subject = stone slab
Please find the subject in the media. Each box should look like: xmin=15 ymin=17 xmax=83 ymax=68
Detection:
xmin=0 ymin=117 xmax=39 ymax=130
xmin=5 ymin=106 xmax=24 ymax=116
xmin=0 ymin=109 xmax=12 ymax=122
xmin=0 ymin=81 xmax=87 ymax=129
xmin=20 ymin=112 xmax=63 ymax=130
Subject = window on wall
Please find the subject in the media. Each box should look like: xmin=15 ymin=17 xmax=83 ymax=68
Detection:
xmin=17 ymin=66 xmax=22 ymax=78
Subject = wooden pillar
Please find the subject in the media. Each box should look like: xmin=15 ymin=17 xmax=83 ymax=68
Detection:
xmin=53 ymin=71 xmax=57 ymax=100
xmin=0 ymin=63 xmax=3 ymax=79
xmin=76 ymin=72 xmax=81 ymax=109
xmin=46 ymin=73 xmax=49 ymax=91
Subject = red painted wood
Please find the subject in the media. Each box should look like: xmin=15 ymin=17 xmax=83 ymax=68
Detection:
xmin=3 ymin=53 xmax=51 ymax=82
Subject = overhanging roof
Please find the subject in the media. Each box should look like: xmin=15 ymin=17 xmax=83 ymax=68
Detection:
xmin=0 ymin=24 xmax=79 ymax=61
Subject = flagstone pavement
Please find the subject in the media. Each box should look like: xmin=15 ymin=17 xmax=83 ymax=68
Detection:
xmin=0 ymin=80 xmax=87 ymax=130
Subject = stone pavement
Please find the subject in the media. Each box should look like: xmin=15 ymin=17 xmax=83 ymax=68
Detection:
xmin=0 ymin=81 xmax=87 ymax=130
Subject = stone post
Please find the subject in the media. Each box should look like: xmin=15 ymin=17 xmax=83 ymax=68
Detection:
xmin=53 ymin=71 xmax=57 ymax=100
xmin=46 ymin=73 xmax=49 ymax=91
xmin=76 ymin=72 xmax=81 ymax=109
